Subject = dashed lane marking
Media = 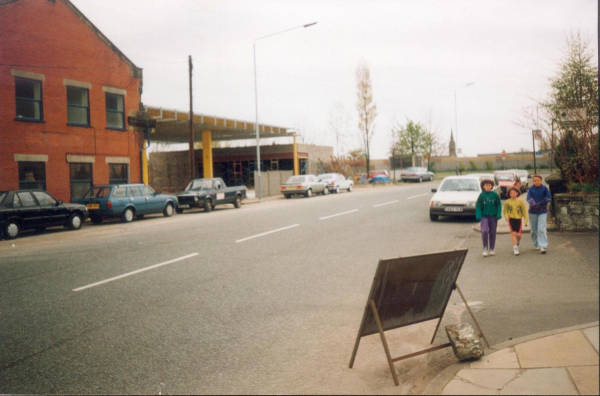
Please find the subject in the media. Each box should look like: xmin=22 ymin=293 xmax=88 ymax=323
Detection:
xmin=319 ymin=209 xmax=359 ymax=220
xmin=235 ymin=224 xmax=300 ymax=243
xmin=373 ymin=200 xmax=399 ymax=208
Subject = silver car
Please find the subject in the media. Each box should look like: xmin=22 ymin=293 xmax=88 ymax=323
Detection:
xmin=400 ymin=167 xmax=435 ymax=182
xmin=280 ymin=175 xmax=328 ymax=199
xmin=317 ymin=173 xmax=354 ymax=193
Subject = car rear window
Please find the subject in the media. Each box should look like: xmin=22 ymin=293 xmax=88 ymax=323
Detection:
xmin=113 ymin=187 xmax=127 ymax=198
xmin=83 ymin=187 xmax=111 ymax=198
xmin=496 ymin=173 xmax=515 ymax=181
xmin=287 ymin=176 xmax=306 ymax=184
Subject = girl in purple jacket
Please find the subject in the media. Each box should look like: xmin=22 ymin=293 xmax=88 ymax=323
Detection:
xmin=526 ymin=174 xmax=552 ymax=254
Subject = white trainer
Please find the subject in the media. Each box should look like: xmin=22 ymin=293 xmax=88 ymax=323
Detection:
xmin=540 ymin=248 xmax=547 ymax=254
xmin=483 ymin=249 xmax=489 ymax=257
xmin=513 ymin=246 xmax=520 ymax=256
xmin=489 ymin=250 xmax=495 ymax=256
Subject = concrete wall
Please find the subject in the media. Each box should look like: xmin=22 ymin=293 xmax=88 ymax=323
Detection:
xmin=253 ymin=170 xmax=293 ymax=197
xmin=429 ymin=152 xmax=553 ymax=172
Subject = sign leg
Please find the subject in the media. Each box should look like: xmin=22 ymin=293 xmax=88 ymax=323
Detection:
xmin=455 ymin=284 xmax=490 ymax=348
xmin=370 ymin=300 xmax=400 ymax=386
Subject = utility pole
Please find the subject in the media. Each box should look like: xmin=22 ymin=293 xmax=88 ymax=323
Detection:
xmin=188 ymin=56 xmax=195 ymax=179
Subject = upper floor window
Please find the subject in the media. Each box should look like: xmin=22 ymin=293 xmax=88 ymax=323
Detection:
xmin=67 ymin=86 xmax=90 ymax=126
xmin=15 ymin=77 xmax=43 ymax=121
xmin=105 ymin=93 xmax=125 ymax=129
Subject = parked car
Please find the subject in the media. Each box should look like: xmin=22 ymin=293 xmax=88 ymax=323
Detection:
xmin=0 ymin=189 xmax=88 ymax=239
xmin=429 ymin=176 xmax=481 ymax=221
xmin=469 ymin=173 xmax=500 ymax=196
xmin=493 ymin=170 xmax=521 ymax=198
xmin=369 ymin=175 xmax=391 ymax=183
xmin=317 ymin=173 xmax=354 ymax=193
xmin=280 ymin=175 xmax=328 ymax=198
xmin=400 ymin=167 xmax=435 ymax=182
xmin=175 ymin=178 xmax=246 ymax=213
xmin=510 ymin=169 xmax=529 ymax=192
xmin=73 ymin=184 xmax=178 ymax=224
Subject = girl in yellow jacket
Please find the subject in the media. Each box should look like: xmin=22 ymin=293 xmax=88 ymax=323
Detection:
xmin=503 ymin=187 xmax=529 ymax=256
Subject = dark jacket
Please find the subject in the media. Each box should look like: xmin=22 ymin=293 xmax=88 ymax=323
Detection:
xmin=527 ymin=185 xmax=551 ymax=214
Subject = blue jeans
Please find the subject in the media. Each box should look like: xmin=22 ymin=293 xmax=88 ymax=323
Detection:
xmin=530 ymin=213 xmax=548 ymax=248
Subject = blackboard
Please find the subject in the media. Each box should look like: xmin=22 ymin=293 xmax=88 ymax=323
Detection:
xmin=358 ymin=249 xmax=468 ymax=338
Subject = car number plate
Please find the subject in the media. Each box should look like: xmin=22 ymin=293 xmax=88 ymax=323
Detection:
xmin=445 ymin=207 xmax=463 ymax=212
xmin=178 ymin=204 xmax=190 ymax=209
xmin=86 ymin=204 xmax=99 ymax=209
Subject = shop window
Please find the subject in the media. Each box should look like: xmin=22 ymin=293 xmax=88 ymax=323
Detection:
xmin=69 ymin=163 xmax=93 ymax=199
xmin=67 ymin=86 xmax=90 ymax=126
xmin=15 ymin=77 xmax=43 ymax=121
xmin=108 ymin=163 xmax=128 ymax=184
xmin=105 ymin=92 xmax=125 ymax=129
xmin=18 ymin=162 xmax=46 ymax=190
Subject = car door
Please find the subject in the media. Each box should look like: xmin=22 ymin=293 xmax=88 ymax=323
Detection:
xmin=15 ymin=192 xmax=43 ymax=229
xmin=213 ymin=179 xmax=227 ymax=205
xmin=141 ymin=185 xmax=164 ymax=213
xmin=127 ymin=186 xmax=148 ymax=214
xmin=32 ymin=191 xmax=66 ymax=226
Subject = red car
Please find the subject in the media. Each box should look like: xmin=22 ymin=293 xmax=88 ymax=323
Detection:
xmin=493 ymin=171 xmax=521 ymax=198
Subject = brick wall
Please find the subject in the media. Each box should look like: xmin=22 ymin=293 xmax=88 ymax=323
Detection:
xmin=0 ymin=0 xmax=143 ymax=202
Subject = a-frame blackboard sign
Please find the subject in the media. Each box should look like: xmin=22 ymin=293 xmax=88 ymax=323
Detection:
xmin=349 ymin=249 xmax=489 ymax=386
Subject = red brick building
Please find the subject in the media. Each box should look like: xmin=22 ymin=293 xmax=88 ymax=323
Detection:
xmin=0 ymin=0 xmax=144 ymax=202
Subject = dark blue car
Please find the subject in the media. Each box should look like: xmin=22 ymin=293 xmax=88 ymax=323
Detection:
xmin=73 ymin=184 xmax=178 ymax=224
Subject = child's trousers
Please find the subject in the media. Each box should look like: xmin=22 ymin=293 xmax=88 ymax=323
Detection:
xmin=481 ymin=216 xmax=498 ymax=250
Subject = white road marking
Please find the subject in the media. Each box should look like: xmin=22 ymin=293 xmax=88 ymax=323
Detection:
xmin=235 ymin=224 xmax=300 ymax=243
xmin=72 ymin=253 xmax=199 ymax=292
xmin=319 ymin=209 xmax=359 ymax=220
xmin=373 ymin=200 xmax=398 ymax=208
xmin=407 ymin=193 xmax=429 ymax=200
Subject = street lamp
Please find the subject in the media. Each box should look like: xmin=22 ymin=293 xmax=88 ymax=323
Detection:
xmin=454 ymin=82 xmax=474 ymax=175
xmin=253 ymin=22 xmax=317 ymax=199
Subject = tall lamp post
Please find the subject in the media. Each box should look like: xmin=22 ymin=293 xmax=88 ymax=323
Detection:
xmin=454 ymin=82 xmax=474 ymax=175
xmin=253 ymin=22 xmax=317 ymax=199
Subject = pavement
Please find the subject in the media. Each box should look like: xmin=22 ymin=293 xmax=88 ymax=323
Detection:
xmin=423 ymin=321 xmax=599 ymax=395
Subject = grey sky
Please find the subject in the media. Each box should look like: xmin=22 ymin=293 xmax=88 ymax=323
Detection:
xmin=71 ymin=0 xmax=598 ymax=159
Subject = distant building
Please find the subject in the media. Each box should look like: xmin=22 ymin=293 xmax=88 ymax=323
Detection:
xmin=0 ymin=0 xmax=144 ymax=201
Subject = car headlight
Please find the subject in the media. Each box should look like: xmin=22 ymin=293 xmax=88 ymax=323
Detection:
xmin=430 ymin=201 xmax=443 ymax=207
xmin=194 ymin=196 xmax=199 ymax=202
xmin=466 ymin=201 xmax=476 ymax=207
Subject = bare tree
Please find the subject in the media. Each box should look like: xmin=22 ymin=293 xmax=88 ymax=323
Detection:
xmin=327 ymin=102 xmax=351 ymax=158
xmin=355 ymin=61 xmax=377 ymax=177
xmin=423 ymin=108 xmax=448 ymax=157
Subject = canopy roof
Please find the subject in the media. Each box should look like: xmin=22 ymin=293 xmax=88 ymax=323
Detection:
xmin=145 ymin=106 xmax=292 ymax=143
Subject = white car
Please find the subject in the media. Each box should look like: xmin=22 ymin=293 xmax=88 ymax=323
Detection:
xmin=429 ymin=176 xmax=482 ymax=221
xmin=510 ymin=169 xmax=529 ymax=192
xmin=280 ymin=175 xmax=328 ymax=199
xmin=469 ymin=173 xmax=500 ymax=196
xmin=317 ymin=173 xmax=353 ymax=193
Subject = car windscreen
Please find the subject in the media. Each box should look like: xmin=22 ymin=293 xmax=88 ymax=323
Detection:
xmin=286 ymin=176 xmax=306 ymax=184
xmin=83 ymin=187 xmax=111 ymax=198
xmin=186 ymin=180 xmax=212 ymax=191
xmin=439 ymin=179 xmax=479 ymax=192
xmin=495 ymin=173 xmax=515 ymax=181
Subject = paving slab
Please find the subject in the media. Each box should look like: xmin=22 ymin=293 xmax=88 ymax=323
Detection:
xmin=469 ymin=347 xmax=520 ymax=369
xmin=567 ymin=366 xmax=600 ymax=395
xmin=515 ymin=330 xmax=599 ymax=368
xmin=442 ymin=369 xmax=520 ymax=395
xmin=582 ymin=326 xmax=599 ymax=353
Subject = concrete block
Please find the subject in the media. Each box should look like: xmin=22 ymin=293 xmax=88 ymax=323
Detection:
xmin=446 ymin=323 xmax=484 ymax=361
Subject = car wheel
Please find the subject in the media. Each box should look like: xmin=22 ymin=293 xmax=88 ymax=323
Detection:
xmin=430 ymin=175 xmax=434 ymax=181
xmin=204 ymin=199 xmax=213 ymax=212
xmin=430 ymin=213 xmax=439 ymax=221
xmin=69 ymin=213 xmax=83 ymax=230
xmin=419 ymin=177 xmax=423 ymax=183
xmin=284 ymin=194 xmax=291 ymax=199
xmin=322 ymin=187 xmax=329 ymax=195
xmin=163 ymin=203 xmax=174 ymax=217
xmin=91 ymin=215 xmax=103 ymax=224
xmin=348 ymin=184 xmax=353 ymax=192
xmin=5 ymin=221 xmax=20 ymax=239
xmin=234 ymin=195 xmax=242 ymax=208
xmin=121 ymin=208 xmax=134 ymax=223
xmin=305 ymin=189 xmax=312 ymax=198
xmin=334 ymin=186 xmax=340 ymax=194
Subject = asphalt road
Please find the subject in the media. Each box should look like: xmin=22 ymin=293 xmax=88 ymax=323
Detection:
xmin=1 ymin=182 xmax=598 ymax=394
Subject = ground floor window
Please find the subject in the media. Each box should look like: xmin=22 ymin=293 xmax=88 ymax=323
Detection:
xmin=18 ymin=162 xmax=46 ymax=190
xmin=108 ymin=163 xmax=128 ymax=184
xmin=70 ymin=163 xmax=93 ymax=199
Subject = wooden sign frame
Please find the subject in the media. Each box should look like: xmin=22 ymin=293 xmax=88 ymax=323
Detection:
xmin=348 ymin=250 xmax=489 ymax=386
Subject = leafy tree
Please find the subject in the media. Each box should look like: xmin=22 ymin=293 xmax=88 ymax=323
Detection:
xmin=391 ymin=119 xmax=429 ymax=160
xmin=355 ymin=61 xmax=377 ymax=177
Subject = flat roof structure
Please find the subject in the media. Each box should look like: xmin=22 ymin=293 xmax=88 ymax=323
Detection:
xmin=145 ymin=105 xmax=293 ymax=143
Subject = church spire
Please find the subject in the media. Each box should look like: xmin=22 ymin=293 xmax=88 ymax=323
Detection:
xmin=449 ymin=129 xmax=456 ymax=156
